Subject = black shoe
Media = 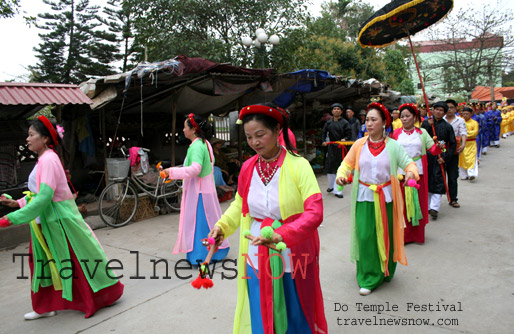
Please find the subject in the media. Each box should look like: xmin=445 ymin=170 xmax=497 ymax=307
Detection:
xmin=327 ymin=188 xmax=333 ymax=193
xmin=428 ymin=209 xmax=438 ymax=219
xmin=335 ymin=194 xmax=344 ymax=198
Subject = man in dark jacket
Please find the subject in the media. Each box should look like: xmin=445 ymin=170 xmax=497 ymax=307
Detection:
xmin=345 ymin=106 xmax=360 ymax=141
xmin=322 ymin=103 xmax=352 ymax=198
xmin=421 ymin=101 xmax=457 ymax=220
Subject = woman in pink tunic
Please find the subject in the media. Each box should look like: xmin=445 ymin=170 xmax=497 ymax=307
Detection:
xmin=162 ymin=113 xmax=229 ymax=264
xmin=0 ymin=117 xmax=123 ymax=320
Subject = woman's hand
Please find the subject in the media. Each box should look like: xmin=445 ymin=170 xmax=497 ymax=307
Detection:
xmin=336 ymin=170 xmax=351 ymax=186
xmin=322 ymin=142 xmax=328 ymax=147
xmin=0 ymin=215 xmax=12 ymax=227
xmin=404 ymin=171 xmax=415 ymax=183
xmin=208 ymin=225 xmax=225 ymax=246
xmin=0 ymin=196 xmax=19 ymax=208
xmin=250 ymin=232 xmax=283 ymax=246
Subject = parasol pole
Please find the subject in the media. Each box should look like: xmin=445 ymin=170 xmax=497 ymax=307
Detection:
xmin=406 ymin=32 xmax=451 ymax=202
xmin=406 ymin=34 xmax=432 ymax=118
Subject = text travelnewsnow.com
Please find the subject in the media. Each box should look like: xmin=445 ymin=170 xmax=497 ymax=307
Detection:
xmin=334 ymin=302 xmax=462 ymax=327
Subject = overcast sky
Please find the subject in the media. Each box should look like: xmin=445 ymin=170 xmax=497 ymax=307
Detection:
xmin=0 ymin=0 xmax=512 ymax=81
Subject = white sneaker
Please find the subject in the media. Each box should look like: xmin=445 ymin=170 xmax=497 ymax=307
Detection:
xmin=359 ymin=288 xmax=372 ymax=296
xmin=24 ymin=311 xmax=56 ymax=320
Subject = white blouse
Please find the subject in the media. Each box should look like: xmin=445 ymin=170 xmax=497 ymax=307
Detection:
xmin=247 ymin=166 xmax=292 ymax=272
xmin=357 ymin=143 xmax=392 ymax=203
xmin=396 ymin=130 xmax=423 ymax=175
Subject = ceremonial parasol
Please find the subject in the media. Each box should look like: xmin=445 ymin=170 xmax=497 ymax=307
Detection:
xmin=358 ymin=0 xmax=453 ymax=201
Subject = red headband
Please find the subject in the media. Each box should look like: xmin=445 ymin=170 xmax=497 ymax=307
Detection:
xmin=188 ymin=113 xmax=200 ymax=132
xmin=37 ymin=115 xmax=59 ymax=147
xmin=238 ymin=105 xmax=285 ymax=127
xmin=398 ymin=103 xmax=419 ymax=118
xmin=366 ymin=102 xmax=391 ymax=128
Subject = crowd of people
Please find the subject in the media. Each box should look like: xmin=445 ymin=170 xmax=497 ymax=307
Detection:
xmin=0 ymin=98 xmax=511 ymax=333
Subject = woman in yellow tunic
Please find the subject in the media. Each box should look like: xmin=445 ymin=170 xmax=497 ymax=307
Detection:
xmin=508 ymin=107 xmax=514 ymax=135
xmin=500 ymin=107 xmax=511 ymax=138
xmin=458 ymin=107 xmax=479 ymax=180
xmin=209 ymin=105 xmax=327 ymax=333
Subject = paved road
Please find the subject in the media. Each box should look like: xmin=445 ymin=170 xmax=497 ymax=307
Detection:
xmin=1 ymin=138 xmax=513 ymax=334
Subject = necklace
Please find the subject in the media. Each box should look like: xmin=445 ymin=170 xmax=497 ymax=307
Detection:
xmin=258 ymin=156 xmax=279 ymax=185
xmin=261 ymin=147 xmax=281 ymax=162
xmin=403 ymin=127 xmax=415 ymax=135
xmin=367 ymin=137 xmax=385 ymax=150
xmin=258 ymin=149 xmax=281 ymax=185
xmin=369 ymin=135 xmax=384 ymax=143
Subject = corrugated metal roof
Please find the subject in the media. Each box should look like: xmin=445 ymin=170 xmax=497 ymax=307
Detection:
xmin=0 ymin=82 xmax=93 ymax=106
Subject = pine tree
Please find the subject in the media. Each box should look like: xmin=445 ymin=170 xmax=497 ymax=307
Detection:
xmin=32 ymin=0 xmax=118 ymax=84
xmin=100 ymin=0 xmax=135 ymax=72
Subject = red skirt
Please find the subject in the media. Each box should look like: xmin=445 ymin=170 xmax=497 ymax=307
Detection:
xmin=401 ymin=173 xmax=429 ymax=244
xmin=28 ymin=238 xmax=124 ymax=318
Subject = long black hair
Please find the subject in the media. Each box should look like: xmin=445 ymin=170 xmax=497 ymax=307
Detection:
xmin=241 ymin=103 xmax=298 ymax=156
xmin=186 ymin=114 xmax=213 ymax=143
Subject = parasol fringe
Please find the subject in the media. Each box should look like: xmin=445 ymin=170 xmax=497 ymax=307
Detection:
xmin=358 ymin=0 xmax=454 ymax=49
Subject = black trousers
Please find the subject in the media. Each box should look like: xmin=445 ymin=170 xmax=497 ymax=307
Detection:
xmin=446 ymin=154 xmax=459 ymax=202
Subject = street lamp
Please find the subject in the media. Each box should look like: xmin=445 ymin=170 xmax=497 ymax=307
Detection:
xmin=241 ymin=28 xmax=280 ymax=68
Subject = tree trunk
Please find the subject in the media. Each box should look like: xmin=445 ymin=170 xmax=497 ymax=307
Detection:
xmin=171 ymin=100 xmax=176 ymax=166
xmin=488 ymin=60 xmax=495 ymax=102
xmin=64 ymin=0 xmax=75 ymax=83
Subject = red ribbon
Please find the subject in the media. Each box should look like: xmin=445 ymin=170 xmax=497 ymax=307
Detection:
xmin=37 ymin=115 xmax=59 ymax=147
xmin=188 ymin=113 xmax=200 ymax=132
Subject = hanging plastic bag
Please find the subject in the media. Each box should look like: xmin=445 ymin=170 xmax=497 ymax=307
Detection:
xmin=138 ymin=148 xmax=149 ymax=174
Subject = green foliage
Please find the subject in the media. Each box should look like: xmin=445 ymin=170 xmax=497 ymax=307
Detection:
xmin=128 ymin=0 xmax=309 ymax=67
xmin=397 ymin=79 xmax=415 ymax=95
xmin=101 ymin=0 xmax=136 ymax=72
xmin=383 ymin=48 xmax=414 ymax=94
xmin=25 ymin=0 xmax=414 ymax=90
xmin=28 ymin=106 xmax=53 ymax=120
xmin=0 ymin=0 xmax=20 ymax=18
xmin=325 ymin=0 xmax=375 ymax=39
xmin=31 ymin=0 xmax=118 ymax=84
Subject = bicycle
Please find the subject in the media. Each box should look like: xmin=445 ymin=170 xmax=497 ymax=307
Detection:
xmin=98 ymin=147 xmax=182 ymax=228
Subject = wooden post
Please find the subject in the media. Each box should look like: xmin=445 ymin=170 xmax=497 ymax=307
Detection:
xmin=68 ymin=112 xmax=77 ymax=171
xmin=54 ymin=105 xmax=63 ymax=124
xmin=237 ymin=99 xmax=242 ymax=162
xmin=171 ymin=100 xmax=177 ymax=167
xmin=101 ymin=108 xmax=109 ymax=185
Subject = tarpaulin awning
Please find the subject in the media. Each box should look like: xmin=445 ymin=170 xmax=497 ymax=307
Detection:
xmin=81 ymin=56 xmax=388 ymax=121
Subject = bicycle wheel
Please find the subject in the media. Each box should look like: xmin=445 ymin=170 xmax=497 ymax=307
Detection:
xmin=160 ymin=179 xmax=182 ymax=211
xmin=99 ymin=181 xmax=139 ymax=227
